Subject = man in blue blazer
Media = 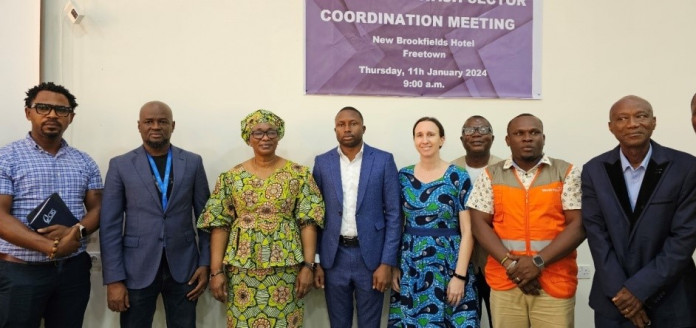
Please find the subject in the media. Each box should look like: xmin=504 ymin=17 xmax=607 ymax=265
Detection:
xmin=582 ymin=95 xmax=696 ymax=328
xmin=100 ymin=101 xmax=210 ymax=327
xmin=313 ymin=106 xmax=401 ymax=328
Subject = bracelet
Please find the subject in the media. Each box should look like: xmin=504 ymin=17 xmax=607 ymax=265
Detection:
xmin=210 ymin=269 xmax=225 ymax=279
xmin=48 ymin=239 xmax=59 ymax=260
xmin=500 ymin=255 xmax=510 ymax=266
xmin=452 ymin=272 xmax=468 ymax=282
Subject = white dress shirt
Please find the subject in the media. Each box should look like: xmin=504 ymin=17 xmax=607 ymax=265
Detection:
xmin=338 ymin=145 xmax=363 ymax=236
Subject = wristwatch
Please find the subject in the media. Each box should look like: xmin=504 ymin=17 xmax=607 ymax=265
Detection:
xmin=532 ymin=254 xmax=545 ymax=269
xmin=301 ymin=261 xmax=317 ymax=271
xmin=77 ymin=223 xmax=88 ymax=238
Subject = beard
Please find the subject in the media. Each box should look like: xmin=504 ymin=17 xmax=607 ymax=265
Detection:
xmin=40 ymin=122 xmax=63 ymax=139
xmin=145 ymin=138 xmax=170 ymax=150
xmin=40 ymin=130 xmax=61 ymax=139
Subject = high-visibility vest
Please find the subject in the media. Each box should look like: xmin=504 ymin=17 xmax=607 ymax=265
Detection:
xmin=485 ymin=158 xmax=578 ymax=298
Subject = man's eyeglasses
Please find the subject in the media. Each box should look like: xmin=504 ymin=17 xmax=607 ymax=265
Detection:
xmin=250 ymin=130 xmax=279 ymax=140
xmin=30 ymin=103 xmax=74 ymax=117
xmin=463 ymin=126 xmax=493 ymax=136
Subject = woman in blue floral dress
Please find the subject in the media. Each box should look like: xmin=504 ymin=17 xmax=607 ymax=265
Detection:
xmin=389 ymin=117 xmax=479 ymax=328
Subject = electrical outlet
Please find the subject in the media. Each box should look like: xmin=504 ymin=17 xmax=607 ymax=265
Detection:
xmin=577 ymin=265 xmax=593 ymax=279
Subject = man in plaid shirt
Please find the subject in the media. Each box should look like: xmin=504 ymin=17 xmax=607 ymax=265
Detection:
xmin=0 ymin=82 xmax=103 ymax=328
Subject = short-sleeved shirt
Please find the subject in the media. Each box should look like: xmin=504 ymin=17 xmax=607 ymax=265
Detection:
xmin=0 ymin=133 xmax=103 ymax=262
xmin=467 ymin=156 xmax=582 ymax=214
xmin=197 ymin=160 xmax=325 ymax=269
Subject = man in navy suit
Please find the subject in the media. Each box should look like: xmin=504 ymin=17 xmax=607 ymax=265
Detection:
xmin=582 ymin=95 xmax=696 ymax=328
xmin=100 ymin=101 xmax=210 ymax=327
xmin=313 ymin=106 xmax=401 ymax=328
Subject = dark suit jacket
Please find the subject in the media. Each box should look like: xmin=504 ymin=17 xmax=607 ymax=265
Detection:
xmin=582 ymin=140 xmax=696 ymax=327
xmin=100 ymin=145 xmax=210 ymax=289
xmin=312 ymin=144 xmax=402 ymax=270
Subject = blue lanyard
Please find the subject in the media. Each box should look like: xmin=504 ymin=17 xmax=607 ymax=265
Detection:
xmin=146 ymin=148 xmax=172 ymax=210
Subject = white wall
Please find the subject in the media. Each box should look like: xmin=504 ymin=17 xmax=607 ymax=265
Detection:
xmin=0 ymin=0 xmax=40 ymax=146
xmin=13 ymin=0 xmax=696 ymax=327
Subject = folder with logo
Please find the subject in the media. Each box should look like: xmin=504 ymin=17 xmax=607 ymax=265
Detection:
xmin=27 ymin=193 xmax=79 ymax=230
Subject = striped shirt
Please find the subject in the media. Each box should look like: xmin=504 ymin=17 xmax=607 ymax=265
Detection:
xmin=0 ymin=133 xmax=103 ymax=262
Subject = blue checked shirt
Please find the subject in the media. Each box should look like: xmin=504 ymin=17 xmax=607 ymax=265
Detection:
xmin=0 ymin=133 xmax=103 ymax=262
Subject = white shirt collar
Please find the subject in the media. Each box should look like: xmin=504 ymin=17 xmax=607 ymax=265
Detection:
xmin=337 ymin=143 xmax=364 ymax=162
xmin=503 ymin=154 xmax=551 ymax=172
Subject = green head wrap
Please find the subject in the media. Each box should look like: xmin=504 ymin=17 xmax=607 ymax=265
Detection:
xmin=240 ymin=109 xmax=285 ymax=145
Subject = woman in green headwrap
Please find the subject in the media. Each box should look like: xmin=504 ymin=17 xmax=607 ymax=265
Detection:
xmin=197 ymin=109 xmax=325 ymax=327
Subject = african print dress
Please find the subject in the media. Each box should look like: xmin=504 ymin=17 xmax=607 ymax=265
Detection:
xmin=389 ymin=164 xmax=479 ymax=328
xmin=197 ymin=160 xmax=325 ymax=328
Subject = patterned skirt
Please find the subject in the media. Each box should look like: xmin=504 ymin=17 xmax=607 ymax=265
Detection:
xmin=388 ymin=231 xmax=479 ymax=328
xmin=226 ymin=266 xmax=303 ymax=328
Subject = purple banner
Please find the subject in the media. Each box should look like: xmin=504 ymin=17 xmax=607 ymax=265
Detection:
xmin=306 ymin=0 xmax=540 ymax=99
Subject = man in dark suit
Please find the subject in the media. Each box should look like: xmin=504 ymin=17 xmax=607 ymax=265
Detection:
xmin=582 ymin=95 xmax=696 ymax=328
xmin=312 ymin=106 xmax=401 ymax=328
xmin=100 ymin=101 xmax=210 ymax=327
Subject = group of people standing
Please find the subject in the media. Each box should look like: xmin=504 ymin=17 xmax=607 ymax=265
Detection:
xmin=1 ymin=82 xmax=696 ymax=328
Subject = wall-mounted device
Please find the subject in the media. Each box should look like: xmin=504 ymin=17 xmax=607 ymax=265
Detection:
xmin=64 ymin=1 xmax=84 ymax=24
